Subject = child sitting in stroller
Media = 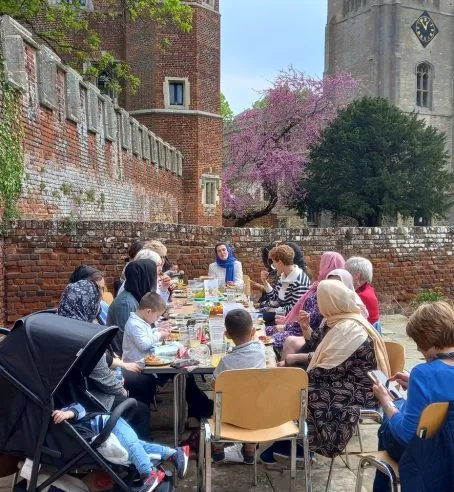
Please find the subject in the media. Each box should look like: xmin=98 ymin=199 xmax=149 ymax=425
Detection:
xmin=53 ymin=404 xmax=189 ymax=492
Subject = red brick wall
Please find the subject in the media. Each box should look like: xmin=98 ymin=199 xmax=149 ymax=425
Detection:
xmin=0 ymin=25 xmax=184 ymax=224
xmin=1 ymin=221 xmax=454 ymax=325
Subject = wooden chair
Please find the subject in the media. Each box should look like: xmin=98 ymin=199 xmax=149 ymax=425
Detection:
xmin=243 ymin=274 xmax=251 ymax=298
xmin=197 ymin=368 xmax=311 ymax=492
xmin=356 ymin=341 xmax=406 ymax=453
xmin=355 ymin=402 xmax=450 ymax=492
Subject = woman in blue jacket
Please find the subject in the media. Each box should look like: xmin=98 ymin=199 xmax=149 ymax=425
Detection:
xmin=372 ymin=301 xmax=454 ymax=491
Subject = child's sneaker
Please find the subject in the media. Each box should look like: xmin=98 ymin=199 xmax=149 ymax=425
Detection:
xmin=223 ymin=443 xmax=244 ymax=463
xmin=172 ymin=445 xmax=190 ymax=479
xmin=139 ymin=469 xmax=166 ymax=492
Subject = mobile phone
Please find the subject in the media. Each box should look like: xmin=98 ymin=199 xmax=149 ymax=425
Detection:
xmin=171 ymin=359 xmax=200 ymax=369
xmin=367 ymin=370 xmax=402 ymax=400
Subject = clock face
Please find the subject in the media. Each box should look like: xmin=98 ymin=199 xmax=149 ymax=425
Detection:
xmin=411 ymin=11 xmax=439 ymax=47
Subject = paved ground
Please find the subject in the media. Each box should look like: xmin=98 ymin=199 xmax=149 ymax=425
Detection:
xmin=1 ymin=314 xmax=417 ymax=491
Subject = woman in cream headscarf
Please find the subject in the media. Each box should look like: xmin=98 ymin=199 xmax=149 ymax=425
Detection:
xmin=304 ymin=280 xmax=389 ymax=457
xmin=261 ymin=279 xmax=390 ymax=463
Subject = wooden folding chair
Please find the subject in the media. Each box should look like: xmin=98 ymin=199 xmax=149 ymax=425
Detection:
xmin=355 ymin=401 xmax=450 ymax=492
xmin=355 ymin=341 xmax=406 ymax=453
xmin=197 ymin=367 xmax=311 ymax=492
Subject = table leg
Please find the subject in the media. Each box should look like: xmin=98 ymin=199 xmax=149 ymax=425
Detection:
xmin=173 ymin=373 xmax=181 ymax=448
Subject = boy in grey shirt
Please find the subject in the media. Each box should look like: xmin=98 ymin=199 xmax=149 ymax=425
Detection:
xmin=211 ymin=309 xmax=266 ymax=464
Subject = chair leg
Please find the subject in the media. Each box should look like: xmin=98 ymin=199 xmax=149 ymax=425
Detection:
xmin=253 ymin=447 xmax=258 ymax=486
xmin=325 ymin=457 xmax=335 ymax=492
xmin=205 ymin=440 xmax=212 ymax=492
xmin=357 ymin=423 xmax=364 ymax=453
xmin=303 ymin=435 xmax=312 ymax=492
xmin=197 ymin=427 xmax=205 ymax=492
xmin=355 ymin=458 xmax=368 ymax=492
xmin=290 ymin=438 xmax=297 ymax=480
xmin=153 ymin=395 xmax=158 ymax=412
xmin=344 ymin=442 xmax=350 ymax=469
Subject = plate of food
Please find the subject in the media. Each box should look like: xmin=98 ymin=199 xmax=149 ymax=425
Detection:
xmin=145 ymin=355 xmax=175 ymax=367
xmin=258 ymin=335 xmax=273 ymax=346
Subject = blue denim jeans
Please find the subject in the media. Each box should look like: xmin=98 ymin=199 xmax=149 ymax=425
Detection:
xmin=112 ymin=418 xmax=175 ymax=476
xmin=372 ymin=401 xmax=406 ymax=492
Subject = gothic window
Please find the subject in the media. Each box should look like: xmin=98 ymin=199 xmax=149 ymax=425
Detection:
xmin=416 ymin=63 xmax=432 ymax=108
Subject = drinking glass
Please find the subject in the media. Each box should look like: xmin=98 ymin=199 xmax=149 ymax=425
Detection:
xmin=211 ymin=341 xmax=227 ymax=367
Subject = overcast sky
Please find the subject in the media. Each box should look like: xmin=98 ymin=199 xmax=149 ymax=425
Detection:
xmin=220 ymin=1 xmax=328 ymax=114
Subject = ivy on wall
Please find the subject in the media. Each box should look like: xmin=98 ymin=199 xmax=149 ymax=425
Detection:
xmin=0 ymin=57 xmax=25 ymax=231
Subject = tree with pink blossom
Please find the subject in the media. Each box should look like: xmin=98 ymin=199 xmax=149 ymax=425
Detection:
xmin=222 ymin=68 xmax=359 ymax=226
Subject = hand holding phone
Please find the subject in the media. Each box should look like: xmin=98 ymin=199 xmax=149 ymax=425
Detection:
xmin=368 ymin=370 xmax=403 ymax=400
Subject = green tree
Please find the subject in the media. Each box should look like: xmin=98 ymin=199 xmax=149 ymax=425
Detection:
xmin=220 ymin=93 xmax=234 ymax=122
xmin=296 ymin=97 xmax=454 ymax=226
xmin=0 ymin=0 xmax=192 ymax=94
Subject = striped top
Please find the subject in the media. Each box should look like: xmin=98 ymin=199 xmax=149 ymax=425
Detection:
xmin=263 ymin=266 xmax=311 ymax=315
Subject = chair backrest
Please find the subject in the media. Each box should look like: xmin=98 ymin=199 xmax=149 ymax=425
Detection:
xmin=417 ymin=402 xmax=450 ymax=439
xmin=243 ymin=274 xmax=251 ymax=297
xmin=215 ymin=367 xmax=308 ymax=430
xmin=384 ymin=341 xmax=405 ymax=375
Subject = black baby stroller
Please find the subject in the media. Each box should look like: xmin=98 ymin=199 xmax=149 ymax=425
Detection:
xmin=0 ymin=312 xmax=173 ymax=492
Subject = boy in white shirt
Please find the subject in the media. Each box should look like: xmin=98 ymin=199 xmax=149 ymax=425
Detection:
xmin=122 ymin=293 xmax=170 ymax=362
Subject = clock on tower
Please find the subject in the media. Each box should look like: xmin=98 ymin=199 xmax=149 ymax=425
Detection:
xmin=411 ymin=11 xmax=439 ymax=48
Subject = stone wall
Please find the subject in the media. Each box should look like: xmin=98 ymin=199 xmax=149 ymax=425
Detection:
xmin=1 ymin=220 xmax=454 ymax=325
xmin=0 ymin=16 xmax=184 ymax=223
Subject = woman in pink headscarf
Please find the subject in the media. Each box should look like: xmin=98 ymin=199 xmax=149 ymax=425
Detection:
xmin=266 ymin=251 xmax=345 ymax=350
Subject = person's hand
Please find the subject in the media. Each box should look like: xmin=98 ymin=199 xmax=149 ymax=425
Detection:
xmin=122 ymin=362 xmax=142 ymax=373
xmin=158 ymin=320 xmax=173 ymax=331
xmin=260 ymin=270 xmax=269 ymax=282
xmin=160 ymin=330 xmax=171 ymax=341
xmin=160 ymin=275 xmax=172 ymax=290
xmin=277 ymin=360 xmax=286 ymax=367
xmin=389 ymin=371 xmax=409 ymax=390
xmin=372 ymin=380 xmax=392 ymax=406
xmin=52 ymin=410 xmax=74 ymax=424
xmin=298 ymin=311 xmax=312 ymax=339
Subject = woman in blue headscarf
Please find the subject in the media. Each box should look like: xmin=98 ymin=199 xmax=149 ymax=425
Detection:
xmin=208 ymin=243 xmax=244 ymax=287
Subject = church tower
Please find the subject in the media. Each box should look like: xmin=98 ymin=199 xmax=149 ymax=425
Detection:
xmin=326 ymin=0 xmax=454 ymax=223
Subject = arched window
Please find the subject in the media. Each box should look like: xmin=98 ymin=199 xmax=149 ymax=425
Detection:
xmin=416 ymin=63 xmax=432 ymax=108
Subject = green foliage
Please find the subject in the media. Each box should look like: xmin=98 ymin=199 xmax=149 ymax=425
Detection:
xmin=0 ymin=56 xmax=24 ymax=229
xmin=220 ymin=93 xmax=234 ymax=122
xmin=410 ymin=289 xmax=445 ymax=308
xmin=1 ymin=0 xmax=192 ymax=95
xmin=296 ymin=97 xmax=454 ymax=226
xmin=60 ymin=183 xmax=74 ymax=196
xmin=84 ymin=188 xmax=96 ymax=202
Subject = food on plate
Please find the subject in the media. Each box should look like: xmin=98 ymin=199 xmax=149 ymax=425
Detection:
xmin=145 ymin=355 xmax=166 ymax=366
xmin=194 ymin=290 xmax=205 ymax=299
xmin=258 ymin=335 xmax=273 ymax=345
xmin=210 ymin=303 xmax=223 ymax=315
xmin=169 ymin=333 xmax=180 ymax=341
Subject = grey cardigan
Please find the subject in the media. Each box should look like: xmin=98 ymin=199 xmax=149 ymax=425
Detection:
xmin=87 ymin=353 xmax=125 ymax=410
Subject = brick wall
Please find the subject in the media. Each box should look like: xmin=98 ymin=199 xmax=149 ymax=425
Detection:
xmin=0 ymin=16 xmax=184 ymax=224
xmin=1 ymin=220 xmax=454 ymax=325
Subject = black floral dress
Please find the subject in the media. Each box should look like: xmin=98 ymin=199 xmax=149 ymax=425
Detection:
xmin=306 ymin=336 xmax=378 ymax=458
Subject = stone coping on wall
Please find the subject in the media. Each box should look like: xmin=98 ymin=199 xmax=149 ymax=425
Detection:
xmin=0 ymin=15 xmax=183 ymax=175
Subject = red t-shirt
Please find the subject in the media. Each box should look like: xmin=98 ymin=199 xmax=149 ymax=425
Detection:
xmin=356 ymin=283 xmax=380 ymax=324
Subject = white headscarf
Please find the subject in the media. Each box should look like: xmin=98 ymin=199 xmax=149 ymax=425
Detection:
xmin=327 ymin=269 xmax=369 ymax=319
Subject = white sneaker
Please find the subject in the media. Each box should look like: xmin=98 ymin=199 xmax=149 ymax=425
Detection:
xmin=224 ymin=443 xmax=244 ymax=463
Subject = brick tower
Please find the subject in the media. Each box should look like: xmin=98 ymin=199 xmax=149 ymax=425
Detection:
xmin=92 ymin=0 xmax=223 ymax=225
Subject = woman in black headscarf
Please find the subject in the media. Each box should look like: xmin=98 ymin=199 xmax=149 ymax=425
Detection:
xmin=107 ymin=259 xmax=157 ymax=355
xmin=58 ymin=280 xmax=150 ymax=438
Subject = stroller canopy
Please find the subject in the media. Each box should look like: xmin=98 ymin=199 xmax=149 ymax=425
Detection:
xmin=0 ymin=312 xmax=118 ymax=458
xmin=0 ymin=312 xmax=118 ymax=400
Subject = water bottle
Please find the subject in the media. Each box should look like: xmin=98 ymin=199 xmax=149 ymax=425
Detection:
xmin=115 ymin=367 xmax=123 ymax=382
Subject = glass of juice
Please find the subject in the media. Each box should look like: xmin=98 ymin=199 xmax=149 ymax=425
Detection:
xmin=211 ymin=341 xmax=227 ymax=367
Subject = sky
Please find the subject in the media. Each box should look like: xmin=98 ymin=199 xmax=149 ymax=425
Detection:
xmin=220 ymin=1 xmax=328 ymax=115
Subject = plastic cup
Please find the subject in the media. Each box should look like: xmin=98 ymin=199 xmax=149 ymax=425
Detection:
xmin=209 ymin=317 xmax=225 ymax=344
xmin=211 ymin=341 xmax=227 ymax=367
